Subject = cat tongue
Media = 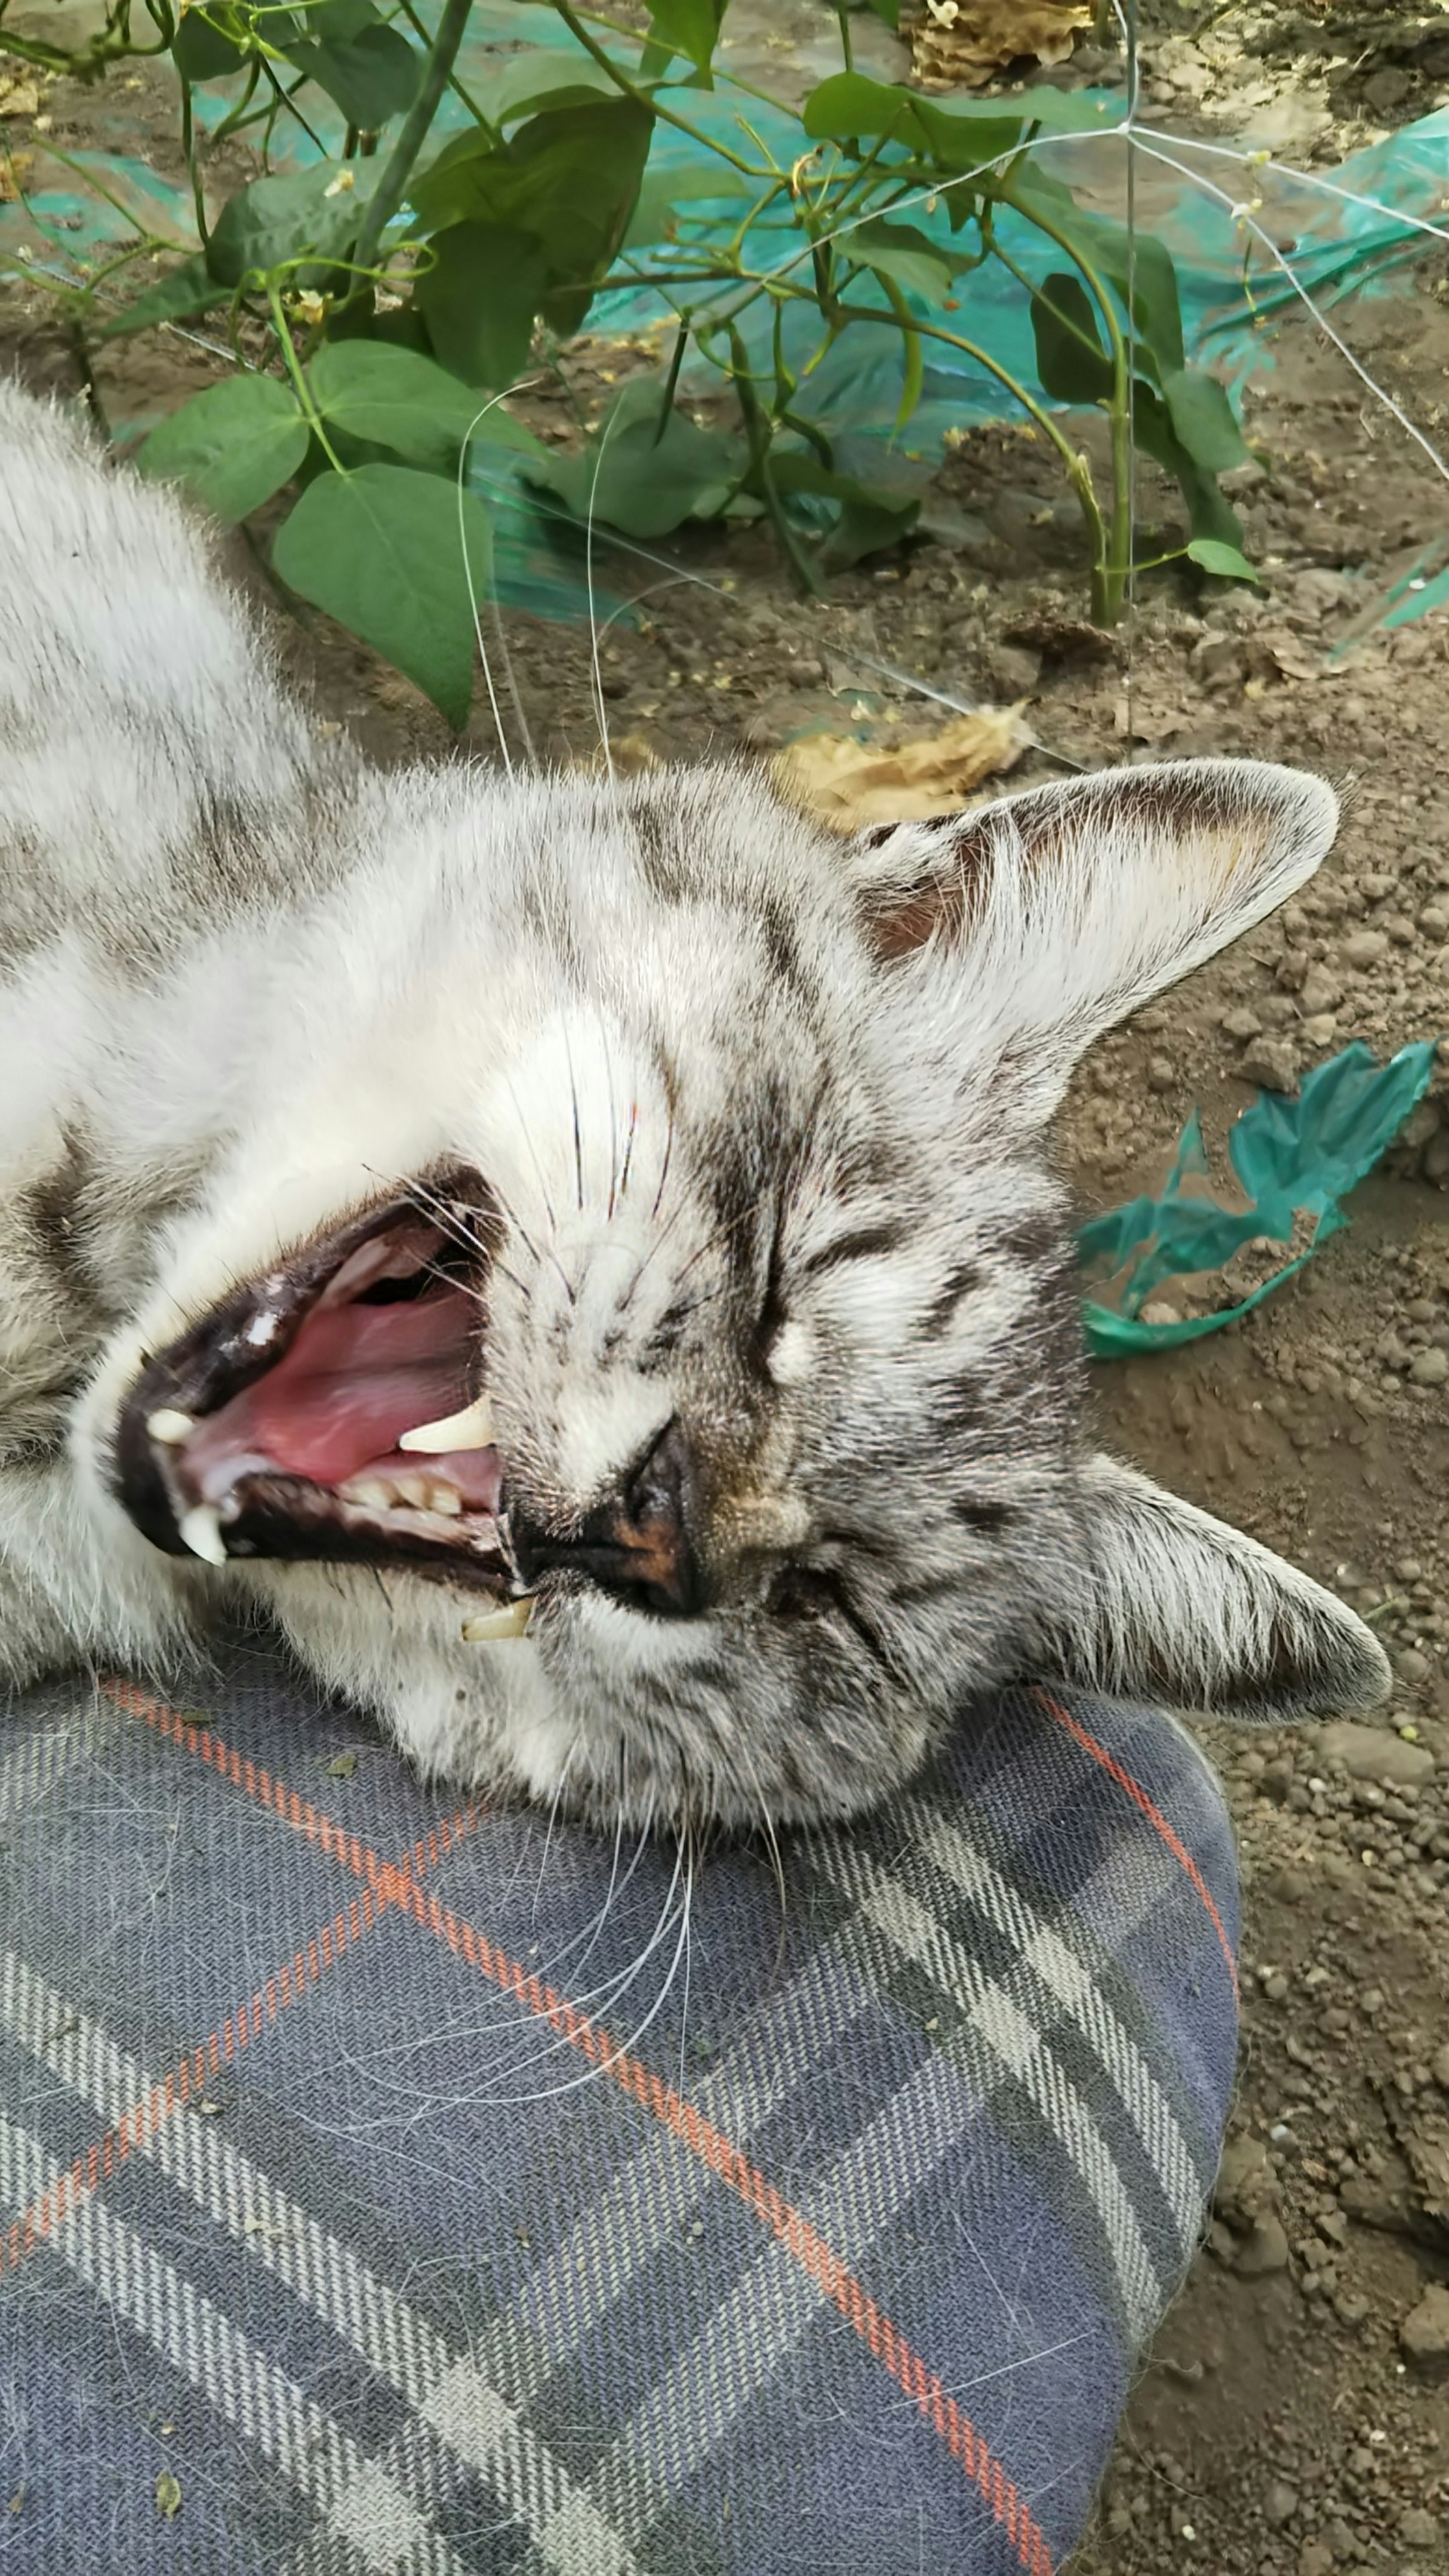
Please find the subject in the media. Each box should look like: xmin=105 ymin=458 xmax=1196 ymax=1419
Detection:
xmin=188 ymin=1285 xmax=481 ymax=1489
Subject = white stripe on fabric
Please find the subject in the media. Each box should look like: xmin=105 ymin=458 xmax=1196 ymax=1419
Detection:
xmin=478 ymin=1932 xmax=880 ymax=2403
xmin=818 ymin=1839 xmax=1163 ymax=2344
xmin=0 ymin=1948 xmax=644 ymax=2576
xmin=0 ymin=2108 xmax=461 ymax=2576
xmin=0 ymin=1690 xmax=121 ymax=1824
xmin=907 ymin=1801 xmax=1205 ymax=2255
xmin=535 ymin=2029 xmax=1037 ymax=2555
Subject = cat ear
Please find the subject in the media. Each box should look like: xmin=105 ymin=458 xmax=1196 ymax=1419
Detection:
xmin=1038 ymin=1453 xmax=1389 ymax=1723
xmin=850 ymin=757 xmax=1337 ymax=1120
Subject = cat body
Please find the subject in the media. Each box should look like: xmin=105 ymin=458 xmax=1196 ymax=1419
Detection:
xmin=0 ymin=381 xmax=1388 ymax=1829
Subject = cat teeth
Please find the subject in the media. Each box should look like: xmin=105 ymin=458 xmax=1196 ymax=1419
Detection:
xmin=460 ymin=1598 xmax=535 ymax=1643
xmin=179 ymin=1505 xmax=228 ymax=1567
xmin=398 ymin=1395 xmax=495 ymax=1455
xmin=146 ymin=1407 xmax=194 ymax=1446
xmin=338 ymin=1472 xmax=465 ymax=1518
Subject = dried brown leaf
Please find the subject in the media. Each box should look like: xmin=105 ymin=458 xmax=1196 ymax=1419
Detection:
xmin=772 ymin=705 xmax=1026 ymax=834
xmin=906 ymin=0 xmax=1091 ymax=90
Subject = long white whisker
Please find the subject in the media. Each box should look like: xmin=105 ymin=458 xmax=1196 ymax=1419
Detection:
xmin=458 ymin=382 xmax=540 ymax=777
xmin=481 ymin=1849 xmax=694 ymax=2111
xmin=584 ymin=397 xmax=624 ymax=780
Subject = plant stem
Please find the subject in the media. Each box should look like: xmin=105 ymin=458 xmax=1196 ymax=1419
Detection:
xmin=729 ymin=323 xmax=824 ymax=598
xmin=391 ymin=0 xmax=498 ymax=138
xmin=549 ymin=0 xmax=766 ymax=175
xmin=348 ymin=0 xmax=474 ymax=292
xmin=266 ymin=278 xmax=346 ymax=470
xmin=834 ymin=3 xmax=854 ymax=73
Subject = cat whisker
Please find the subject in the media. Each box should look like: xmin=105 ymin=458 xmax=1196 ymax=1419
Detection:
xmin=457 ymin=381 xmax=543 ymax=779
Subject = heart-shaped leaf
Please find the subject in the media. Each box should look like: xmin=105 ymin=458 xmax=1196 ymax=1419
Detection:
xmin=520 ymin=374 xmax=743 ymax=538
xmin=272 ymin=461 xmax=491 ymax=725
xmin=1188 ymin=535 xmax=1258 ymax=584
xmin=1031 ymin=272 xmax=1113 ymax=405
xmin=137 ymin=372 xmax=308 ymax=524
xmin=207 ymin=165 xmax=373 ymax=289
xmin=283 ymin=18 xmax=420 ymax=129
xmin=1162 ymin=366 xmax=1250 ymax=476
xmin=309 ymin=339 xmax=500 ymax=463
xmin=413 ymin=221 xmax=552 ymax=387
xmin=646 ymin=0 xmax=727 ymax=74
xmin=96 ymin=253 xmax=228 ymax=341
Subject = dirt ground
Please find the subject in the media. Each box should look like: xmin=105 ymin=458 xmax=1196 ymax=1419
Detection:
xmin=11 ymin=0 xmax=1449 ymax=2566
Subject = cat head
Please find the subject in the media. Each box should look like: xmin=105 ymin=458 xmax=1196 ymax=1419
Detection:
xmin=92 ymin=752 xmax=1387 ymax=1826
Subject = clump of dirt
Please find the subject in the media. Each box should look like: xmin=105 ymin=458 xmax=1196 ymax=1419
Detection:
xmin=9 ymin=9 xmax=1449 ymax=2565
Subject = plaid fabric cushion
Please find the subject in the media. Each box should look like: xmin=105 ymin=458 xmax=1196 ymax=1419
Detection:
xmin=0 ymin=1650 xmax=1238 ymax=2576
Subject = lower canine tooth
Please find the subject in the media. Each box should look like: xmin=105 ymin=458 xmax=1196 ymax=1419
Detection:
xmin=394 ymin=1474 xmax=432 ymax=1511
xmin=340 ymin=1478 xmax=396 ymax=1510
xmin=179 ymin=1505 xmax=227 ymax=1567
xmin=147 ymin=1407 xmax=194 ymax=1446
xmin=461 ymin=1598 xmax=535 ymax=1642
xmin=426 ymin=1481 xmax=463 ymax=1516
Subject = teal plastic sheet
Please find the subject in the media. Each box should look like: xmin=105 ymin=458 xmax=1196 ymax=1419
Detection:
xmin=10 ymin=12 xmax=1449 ymax=626
xmin=1080 ymin=1039 xmax=1438 ymax=1358
xmin=9 ymin=12 xmax=1449 ymax=453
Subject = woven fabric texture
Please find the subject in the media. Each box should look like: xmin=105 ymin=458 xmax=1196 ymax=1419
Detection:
xmin=0 ymin=1652 xmax=1238 ymax=2576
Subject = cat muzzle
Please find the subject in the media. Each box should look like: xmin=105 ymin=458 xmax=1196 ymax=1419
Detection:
xmin=507 ymin=1420 xmax=702 ymax=1620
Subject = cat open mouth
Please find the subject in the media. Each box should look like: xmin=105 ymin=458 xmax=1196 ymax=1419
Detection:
xmin=112 ymin=1175 xmax=520 ymax=1608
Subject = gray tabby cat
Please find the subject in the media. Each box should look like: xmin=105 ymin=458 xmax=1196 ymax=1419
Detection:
xmin=0 ymin=379 xmax=1387 ymax=1829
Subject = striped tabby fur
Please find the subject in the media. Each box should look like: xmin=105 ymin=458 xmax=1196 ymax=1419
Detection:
xmin=0 ymin=380 xmax=1387 ymax=1828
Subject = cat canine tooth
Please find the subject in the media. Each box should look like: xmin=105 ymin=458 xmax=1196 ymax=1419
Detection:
xmin=398 ymin=1395 xmax=495 ymax=1455
xmin=146 ymin=1407 xmax=194 ymax=1446
xmin=393 ymin=1474 xmax=433 ymax=1512
xmin=426 ymin=1481 xmax=463 ymax=1517
xmin=460 ymin=1598 xmax=535 ymax=1643
xmin=340 ymin=1477 xmax=397 ymax=1510
xmin=179 ymin=1505 xmax=228 ymax=1567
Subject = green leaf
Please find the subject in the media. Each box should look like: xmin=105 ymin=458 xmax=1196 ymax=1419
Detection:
xmin=767 ymin=449 xmax=920 ymax=567
xmin=414 ymin=221 xmax=552 ymax=387
xmin=473 ymin=45 xmax=620 ymax=125
xmin=95 ymin=253 xmax=227 ymax=340
xmin=136 ymin=374 xmax=308 ymax=524
xmin=646 ymin=0 xmax=727 ymax=75
xmin=862 ymin=0 xmax=899 ymax=25
xmin=206 ymin=165 xmax=372 ymax=289
xmin=1010 ymin=170 xmax=1186 ymax=380
xmin=520 ymin=374 xmax=743 ymax=537
xmin=1161 ymin=365 xmax=1250 ymax=476
xmin=1188 ymin=535 xmax=1259 ymax=584
xmin=309 ymin=338 xmax=493 ymax=463
xmin=622 ymin=155 xmax=754 ymax=249
xmin=1030 ymin=271 xmax=1112 ymax=405
xmin=409 ymin=98 xmax=652 ymax=341
xmin=849 ymin=217 xmax=957 ymax=300
xmin=803 ymin=73 xmax=1027 ymax=177
xmin=281 ymin=0 xmax=421 ymax=131
xmin=272 ymin=462 xmax=491 ymax=726
xmin=171 ymin=6 xmax=253 ymax=82
xmin=1134 ymin=381 xmax=1244 ymax=552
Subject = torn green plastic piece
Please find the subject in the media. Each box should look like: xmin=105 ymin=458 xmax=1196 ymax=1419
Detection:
xmin=1079 ymin=1039 xmax=1438 ymax=1358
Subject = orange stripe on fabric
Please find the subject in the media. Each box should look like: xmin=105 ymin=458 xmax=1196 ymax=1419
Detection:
xmin=1034 ymin=1690 xmax=1239 ymax=2005
xmin=1 ymin=1737 xmax=478 ymax=2288
xmin=107 ymin=1681 xmax=1053 ymax=2573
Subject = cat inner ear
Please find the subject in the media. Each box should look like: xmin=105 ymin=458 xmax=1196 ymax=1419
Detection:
xmin=849 ymin=757 xmax=1338 ymax=1121
xmin=1037 ymin=1453 xmax=1390 ymax=1724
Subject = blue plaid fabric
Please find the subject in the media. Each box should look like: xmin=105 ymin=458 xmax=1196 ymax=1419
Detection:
xmin=0 ymin=1650 xmax=1238 ymax=2575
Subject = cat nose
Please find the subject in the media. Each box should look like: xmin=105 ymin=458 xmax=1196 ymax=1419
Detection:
xmin=508 ymin=1420 xmax=702 ymax=1618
